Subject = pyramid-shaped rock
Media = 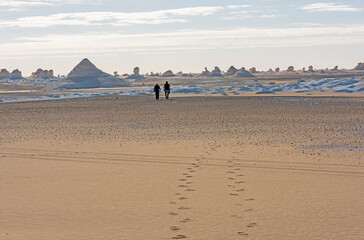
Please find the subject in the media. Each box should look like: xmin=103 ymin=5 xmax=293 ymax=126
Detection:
xmin=53 ymin=58 xmax=130 ymax=89
xmin=234 ymin=67 xmax=256 ymax=78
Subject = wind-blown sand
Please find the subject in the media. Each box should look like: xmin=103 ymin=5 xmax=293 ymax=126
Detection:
xmin=0 ymin=95 xmax=363 ymax=240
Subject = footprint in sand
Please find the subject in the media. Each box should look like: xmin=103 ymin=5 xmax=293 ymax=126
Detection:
xmin=172 ymin=234 xmax=187 ymax=239
xmin=170 ymin=201 xmax=177 ymax=205
xmin=235 ymin=181 xmax=244 ymax=184
xmin=179 ymin=197 xmax=188 ymax=200
xmin=179 ymin=179 xmax=187 ymax=182
xmin=185 ymin=188 xmax=195 ymax=192
xmin=175 ymin=193 xmax=182 ymax=196
xmin=247 ymin=223 xmax=257 ymax=228
xmin=246 ymin=198 xmax=255 ymax=201
xmin=237 ymin=232 xmax=249 ymax=236
xmin=182 ymin=173 xmax=188 ymax=176
xmin=230 ymin=193 xmax=239 ymax=196
xmin=180 ymin=218 xmax=191 ymax=223
xmin=186 ymin=182 xmax=193 ymax=185
xmin=245 ymin=209 xmax=254 ymax=212
xmin=178 ymin=207 xmax=189 ymax=210
xmin=169 ymin=212 xmax=179 ymax=216
xmin=236 ymin=189 xmax=245 ymax=192
xmin=178 ymin=185 xmax=188 ymax=188
xmin=170 ymin=226 xmax=181 ymax=231
xmin=227 ymin=171 xmax=235 ymax=174
xmin=228 ymin=177 xmax=235 ymax=180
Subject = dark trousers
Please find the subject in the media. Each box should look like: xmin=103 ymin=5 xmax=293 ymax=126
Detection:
xmin=155 ymin=92 xmax=159 ymax=100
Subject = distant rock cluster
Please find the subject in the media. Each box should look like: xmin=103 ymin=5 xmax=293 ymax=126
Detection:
xmin=0 ymin=68 xmax=23 ymax=79
xmin=31 ymin=68 xmax=54 ymax=79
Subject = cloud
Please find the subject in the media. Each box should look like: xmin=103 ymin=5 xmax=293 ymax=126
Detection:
xmin=226 ymin=5 xmax=251 ymax=9
xmin=1 ymin=24 xmax=364 ymax=58
xmin=301 ymin=2 xmax=362 ymax=12
xmin=0 ymin=6 xmax=224 ymax=27
xmin=0 ymin=0 xmax=99 ymax=11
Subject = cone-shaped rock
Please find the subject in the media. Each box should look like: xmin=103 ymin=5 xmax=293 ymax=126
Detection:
xmin=53 ymin=58 xmax=130 ymax=89
xmin=234 ymin=67 xmax=256 ymax=78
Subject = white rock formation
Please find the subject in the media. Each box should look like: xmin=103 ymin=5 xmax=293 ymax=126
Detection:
xmin=10 ymin=69 xmax=23 ymax=79
xmin=226 ymin=66 xmax=238 ymax=76
xmin=161 ymin=70 xmax=175 ymax=77
xmin=267 ymin=68 xmax=274 ymax=73
xmin=308 ymin=65 xmax=314 ymax=72
xmin=0 ymin=69 xmax=10 ymax=79
xmin=354 ymin=62 xmax=364 ymax=70
xmin=275 ymin=67 xmax=280 ymax=72
xmin=287 ymin=66 xmax=294 ymax=72
xmin=234 ymin=67 xmax=256 ymax=78
xmin=249 ymin=67 xmax=257 ymax=73
xmin=209 ymin=67 xmax=223 ymax=77
xmin=31 ymin=68 xmax=54 ymax=78
xmin=126 ymin=67 xmax=146 ymax=80
xmin=202 ymin=67 xmax=210 ymax=76
xmin=331 ymin=66 xmax=339 ymax=71
xmin=52 ymin=58 xmax=130 ymax=89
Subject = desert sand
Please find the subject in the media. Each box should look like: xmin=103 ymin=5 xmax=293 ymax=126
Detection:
xmin=0 ymin=95 xmax=363 ymax=240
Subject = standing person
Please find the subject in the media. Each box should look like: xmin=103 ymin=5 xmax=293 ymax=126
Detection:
xmin=154 ymin=83 xmax=161 ymax=100
xmin=164 ymin=81 xmax=170 ymax=100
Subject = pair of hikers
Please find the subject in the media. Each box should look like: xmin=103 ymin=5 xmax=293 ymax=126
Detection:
xmin=154 ymin=81 xmax=170 ymax=100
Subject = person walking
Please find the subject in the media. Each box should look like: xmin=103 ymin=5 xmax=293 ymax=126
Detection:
xmin=154 ymin=83 xmax=161 ymax=100
xmin=164 ymin=81 xmax=170 ymax=100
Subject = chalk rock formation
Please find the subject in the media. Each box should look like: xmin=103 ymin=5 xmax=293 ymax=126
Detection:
xmin=354 ymin=62 xmax=364 ymax=70
xmin=127 ymin=67 xmax=146 ymax=80
xmin=202 ymin=67 xmax=210 ymax=76
xmin=52 ymin=58 xmax=130 ymax=89
xmin=0 ymin=69 xmax=10 ymax=79
xmin=308 ymin=65 xmax=314 ymax=72
xmin=249 ymin=67 xmax=257 ymax=73
xmin=10 ymin=69 xmax=23 ymax=79
xmin=275 ymin=67 xmax=280 ymax=72
xmin=226 ymin=66 xmax=238 ymax=76
xmin=234 ymin=67 xmax=256 ymax=78
xmin=331 ymin=66 xmax=339 ymax=71
xmin=31 ymin=68 xmax=54 ymax=78
xmin=162 ymin=70 xmax=175 ymax=77
xmin=267 ymin=68 xmax=274 ymax=73
xmin=287 ymin=66 xmax=294 ymax=72
xmin=209 ymin=67 xmax=223 ymax=77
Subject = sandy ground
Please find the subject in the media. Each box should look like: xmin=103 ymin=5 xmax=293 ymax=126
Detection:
xmin=0 ymin=95 xmax=363 ymax=240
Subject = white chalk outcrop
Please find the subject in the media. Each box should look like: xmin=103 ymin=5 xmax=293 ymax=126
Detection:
xmin=209 ymin=67 xmax=223 ymax=77
xmin=286 ymin=66 xmax=294 ymax=72
xmin=234 ymin=67 xmax=256 ymax=78
xmin=51 ymin=58 xmax=130 ymax=89
xmin=10 ymin=69 xmax=23 ymax=79
xmin=226 ymin=66 xmax=238 ymax=76
xmin=161 ymin=70 xmax=175 ymax=77
xmin=202 ymin=67 xmax=210 ymax=76
xmin=0 ymin=69 xmax=10 ymax=79
xmin=126 ymin=67 xmax=146 ymax=80
xmin=31 ymin=68 xmax=54 ymax=79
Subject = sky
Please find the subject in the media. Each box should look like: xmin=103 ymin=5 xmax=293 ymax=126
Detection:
xmin=0 ymin=0 xmax=363 ymax=76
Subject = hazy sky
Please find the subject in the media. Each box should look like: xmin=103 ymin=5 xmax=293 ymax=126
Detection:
xmin=0 ymin=0 xmax=363 ymax=75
